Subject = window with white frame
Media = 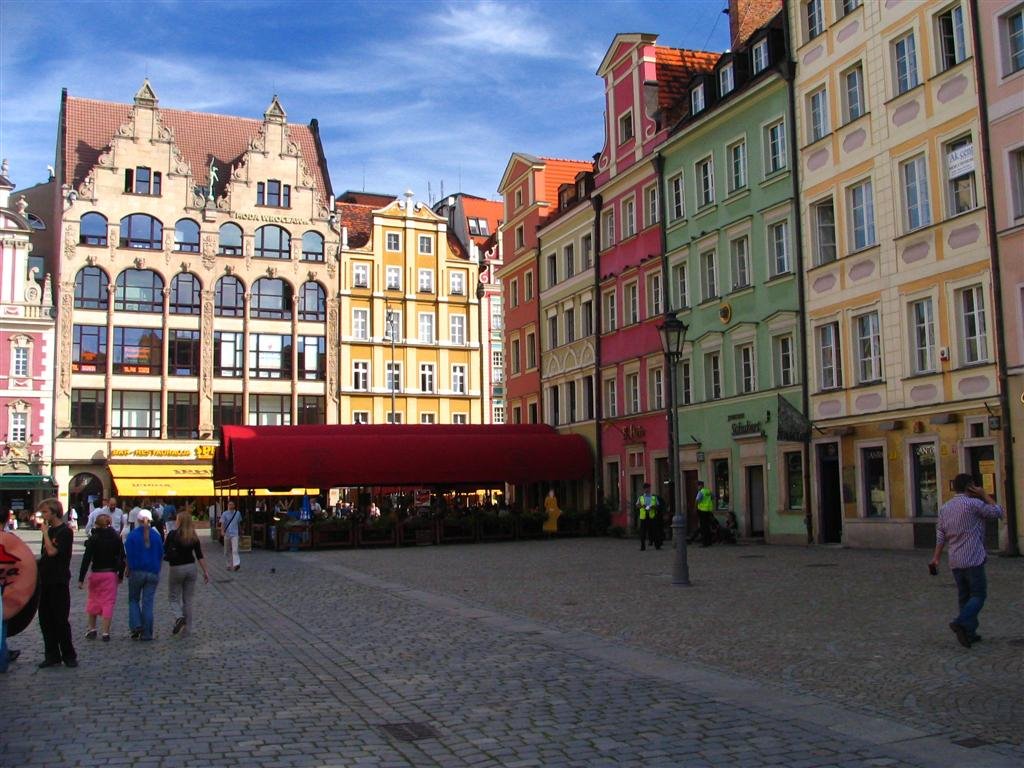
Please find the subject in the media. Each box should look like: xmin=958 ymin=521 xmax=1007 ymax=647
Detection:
xmin=385 ymin=309 xmax=403 ymax=342
xmin=697 ymin=157 xmax=715 ymax=206
xmin=386 ymin=361 xmax=402 ymax=392
xmin=564 ymin=243 xmax=575 ymax=278
xmin=701 ymin=251 xmax=719 ymax=300
xmin=626 ymin=282 xmax=639 ymax=324
xmin=605 ymin=378 xmax=617 ymax=417
xmin=669 ymin=174 xmax=685 ymax=220
xmin=515 ymin=188 xmax=523 ymax=209
xmin=808 ymin=87 xmax=830 ymax=142
xmin=386 ymin=411 xmax=403 ymax=425
xmin=813 ymin=198 xmax=837 ymax=264
xmin=957 ymin=284 xmax=988 ymax=363
xmin=855 ymin=311 xmax=882 ymax=383
xmin=673 ymin=262 xmax=689 ymax=308
xmin=848 ymin=179 xmax=876 ymax=250
xmin=386 ymin=232 xmax=401 ymax=252
xmin=644 ymin=185 xmax=659 ymax=228
xmin=353 ymin=411 xmax=369 ymax=425
xmin=515 ymin=225 xmax=524 ymax=249
xmin=547 ymin=314 xmax=558 ymax=349
xmin=774 ymin=335 xmax=795 ymax=386
xmin=418 ymin=268 xmax=434 ymax=293
xmin=731 ymin=236 xmax=750 ymax=289
xmin=564 ymin=306 xmax=575 ymax=343
xmin=840 ymin=0 xmax=862 ymax=16
xmin=622 ymin=197 xmax=636 ymax=239
xmin=603 ymin=210 xmax=615 ymax=246
xmin=842 ymin=63 xmax=865 ymax=123
xmin=893 ymin=32 xmax=920 ymax=94
xmin=720 ymin=63 xmax=734 ymax=96
xmin=769 ymin=220 xmax=790 ymax=275
xmin=525 ymin=271 xmax=534 ymax=300
xmin=450 ymin=271 xmax=465 ymax=295
xmin=618 ymin=110 xmax=634 ymax=143
xmin=1003 ymin=5 xmax=1024 ymax=75
xmin=492 ymin=404 xmax=505 ymax=424
xmin=509 ymin=278 xmax=519 ymax=309
xmin=420 ymin=412 xmax=436 ymax=424
xmin=450 ymin=315 xmax=466 ymax=345
xmin=352 ymin=308 xmax=369 ymax=340
xmin=945 ymin=136 xmax=977 ymax=215
xmin=909 ymin=297 xmax=936 ymax=374
xmin=817 ymin=322 xmax=842 ymax=389
xmin=681 ymin=359 xmax=692 ymax=404
xmin=581 ymin=234 xmax=593 ymax=269
xmin=647 ymin=273 xmax=662 ymax=316
xmin=353 ymin=262 xmax=369 ymax=288
xmin=737 ymin=344 xmax=756 ymax=393
xmin=626 ymin=372 xmax=640 ymax=414
xmin=418 ymin=312 xmax=435 ymax=343
xmin=352 ymin=361 xmax=369 ymax=390
xmin=603 ymin=291 xmax=617 ymax=332
xmin=692 ymin=84 xmax=705 ymax=114
xmin=765 ymin=120 xmax=787 ymax=174
xmin=546 ymin=253 xmax=557 ymax=288
xmin=806 ymin=0 xmax=825 ymax=40
xmin=753 ymin=39 xmax=769 ymax=73
xmin=452 ymin=365 xmax=467 ymax=394
xmin=386 ymin=265 xmax=401 ymax=290
xmin=650 ymin=367 xmax=664 ymax=410
xmin=901 ymin=154 xmax=932 ymax=231
xmin=581 ymin=299 xmax=593 ymax=336
xmin=729 ymin=140 xmax=747 ymax=192
xmin=418 ymin=234 xmax=433 ymax=254
xmin=1012 ymin=148 xmax=1024 ymax=220
xmin=452 ymin=413 xmax=468 ymax=425
xmin=526 ymin=332 xmax=536 ymax=368
xmin=705 ymin=352 xmax=722 ymax=400
xmin=491 ymin=350 xmax=503 ymax=382
xmin=935 ymin=3 xmax=968 ymax=71
xmin=12 ymin=345 xmax=29 ymax=377
xmin=511 ymin=338 xmax=520 ymax=374
xmin=9 ymin=410 xmax=27 ymax=443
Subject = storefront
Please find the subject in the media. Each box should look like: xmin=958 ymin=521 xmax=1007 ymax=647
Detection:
xmin=0 ymin=474 xmax=57 ymax=526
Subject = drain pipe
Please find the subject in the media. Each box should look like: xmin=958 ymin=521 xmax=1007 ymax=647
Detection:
xmin=591 ymin=192 xmax=605 ymax=512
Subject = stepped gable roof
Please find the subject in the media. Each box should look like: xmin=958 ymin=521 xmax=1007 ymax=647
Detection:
xmin=654 ymin=47 xmax=721 ymax=121
xmin=336 ymin=202 xmax=374 ymax=249
xmin=538 ymin=157 xmax=592 ymax=219
xmin=63 ymin=95 xmax=329 ymax=200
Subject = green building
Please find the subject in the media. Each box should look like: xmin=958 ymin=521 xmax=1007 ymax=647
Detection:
xmin=659 ymin=12 xmax=809 ymax=543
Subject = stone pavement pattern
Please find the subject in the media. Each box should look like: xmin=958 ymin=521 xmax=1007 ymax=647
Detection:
xmin=0 ymin=533 xmax=1019 ymax=768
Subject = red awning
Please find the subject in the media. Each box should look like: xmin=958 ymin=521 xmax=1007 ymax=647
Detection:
xmin=214 ymin=424 xmax=592 ymax=488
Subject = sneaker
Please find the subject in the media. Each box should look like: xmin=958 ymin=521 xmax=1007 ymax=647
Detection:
xmin=172 ymin=617 xmax=186 ymax=635
xmin=949 ymin=621 xmax=972 ymax=648
xmin=37 ymin=658 xmax=62 ymax=669
xmin=85 ymin=629 xmax=97 ymax=641
xmin=64 ymin=658 xmax=79 ymax=668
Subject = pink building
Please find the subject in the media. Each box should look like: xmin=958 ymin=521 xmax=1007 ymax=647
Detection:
xmin=978 ymin=0 xmax=1024 ymax=553
xmin=0 ymin=161 xmax=57 ymax=522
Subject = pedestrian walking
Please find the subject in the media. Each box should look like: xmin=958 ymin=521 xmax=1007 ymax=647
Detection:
xmin=695 ymin=481 xmax=715 ymax=548
xmin=78 ymin=511 xmax=125 ymax=642
xmin=36 ymin=497 xmax=77 ymax=668
xmin=164 ymin=510 xmax=210 ymax=637
xmin=86 ymin=497 xmax=124 ymax=538
xmin=635 ymin=483 xmax=660 ymax=551
xmin=219 ymin=500 xmax=242 ymax=572
xmin=929 ymin=473 xmax=1005 ymax=648
xmin=67 ymin=507 xmax=78 ymax=534
xmin=124 ymin=509 xmax=163 ymax=641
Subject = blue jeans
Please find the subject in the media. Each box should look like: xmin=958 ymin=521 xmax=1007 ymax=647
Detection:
xmin=952 ymin=564 xmax=987 ymax=637
xmin=128 ymin=571 xmax=159 ymax=640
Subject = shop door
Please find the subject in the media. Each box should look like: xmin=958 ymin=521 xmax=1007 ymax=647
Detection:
xmin=817 ymin=443 xmax=842 ymax=544
xmin=747 ymin=465 xmax=765 ymax=537
xmin=966 ymin=444 xmax=1000 ymax=549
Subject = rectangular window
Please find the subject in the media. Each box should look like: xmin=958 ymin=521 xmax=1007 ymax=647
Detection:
xmin=806 ymin=0 xmax=825 ymax=39
xmin=248 ymin=394 xmax=291 ymax=426
xmin=720 ymin=63 xmax=734 ymax=96
xmin=753 ymin=40 xmax=768 ymax=73
xmin=113 ymin=327 xmax=162 ymax=375
xmin=353 ymin=361 xmax=369 ymax=391
xmin=910 ymin=442 xmax=939 ymax=517
xmin=697 ymin=157 xmax=715 ymax=206
xmin=1007 ymin=6 xmax=1024 ymax=74
xmin=386 ymin=361 xmax=402 ymax=392
xmin=669 ymin=174 xmax=685 ymax=220
xmin=111 ymin=390 xmax=161 ymax=438
xmin=841 ymin=0 xmax=862 ymax=15
xmin=681 ymin=359 xmax=692 ymax=405
xmin=298 ymin=336 xmax=325 ymax=381
xmin=691 ymin=84 xmax=705 ymax=114
xmin=418 ymin=312 xmax=435 ymax=343
xmin=893 ymin=32 xmax=920 ymax=94
xmin=8 ymin=410 xmax=26 ymax=442
xmin=808 ymin=88 xmax=830 ymax=142
xmin=583 ymin=376 xmax=595 ymax=419
xmin=1012 ymin=148 xmax=1024 ymax=220
xmin=492 ymin=404 xmax=505 ymax=424
xmin=420 ymin=362 xmax=435 ymax=392
xmin=525 ymin=271 xmax=534 ymax=301
xmin=901 ymin=155 xmax=932 ymax=231
xmin=581 ymin=234 xmax=593 ymax=269
xmin=509 ymin=278 xmax=519 ymax=309
xmin=450 ymin=315 xmax=466 ymax=345
xmin=848 ymin=180 xmax=876 ymax=249
xmin=352 ymin=263 xmax=369 ymax=288
xmin=213 ymin=393 xmax=242 ymax=435
xmin=603 ymin=210 xmax=615 ymax=246
xmin=490 ymin=349 xmax=503 ymax=381
xmin=605 ymin=378 xmax=617 ymax=418
xmin=785 ymin=451 xmax=804 ymax=509
xmin=731 ymin=237 xmax=750 ymax=290
xmin=386 ymin=265 xmax=401 ymax=290
xmin=297 ymin=395 xmax=324 ymax=425
xmin=645 ymin=185 xmax=659 ymax=228
xmin=627 ymin=282 xmax=639 ymax=324
xmin=945 ymin=137 xmax=977 ymax=216
xmin=248 ymin=333 xmax=293 ymax=379
xmin=386 ymin=232 xmax=401 ymax=252
xmin=622 ymin=197 xmax=635 ymax=239
xmin=526 ymin=332 xmax=536 ymax=368
xmin=72 ymin=325 xmax=107 ymax=373
xmin=843 ymin=64 xmax=865 ymax=123
xmin=166 ymin=392 xmax=198 ymax=439
xmin=618 ymin=110 xmax=634 ymax=143
xmin=514 ymin=225 xmax=524 ymax=249
xmin=582 ymin=299 xmax=593 ymax=336
xmin=910 ymin=298 xmax=936 ymax=374
xmin=418 ymin=235 xmax=433 ymax=254
xmin=564 ymin=244 xmax=575 ymax=278
xmin=958 ymin=285 xmax=988 ymax=363
xmin=564 ymin=306 xmax=575 ymax=344
xmin=418 ymin=269 xmax=434 ymax=293
xmin=419 ymin=412 xmax=436 ymax=425
xmin=737 ymin=344 xmax=756 ymax=393
xmin=511 ymin=338 xmax=521 ymax=374
xmin=818 ymin=322 xmax=842 ymax=389
xmin=547 ymin=314 xmax=558 ymax=349
xmin=770 ymin=220 xmax=790 ymax=275
xmin=774 ymin=335 xmax=795 ymax=387
xmin=452 ymin=365 xmax=466 ymax=394
xmin=673 ymin=262 xmax=689 ymax=308
xmin=705 ymin=352 xmax=722 ymax=400
xmin=567 ymin=381 xmax=577 ymax=423
xmin=603 ymin=291 xmax=617 ymax=332
xmin=546 ymin=253 xmax=557 ymax=288
xmin=936 ymin=4 xmax=967 ymax=71
xmin=12 ymin=346 xmax=29 ymax=377
xmin=71 ymin=389 xmax=105 ymax=437
xmin=352 ymin=308 xmax=369 ymax=340
xmin=729 ymin=140 xmax=747 ymax=192
xmin=125 ymin=166 xmax=161 ymax=196
xmin=813 ymin=198 xmax=837 ymax=264
xmin=650 ymin=368 xmax=664 ymax=410
xmin=648 ymin=273 xmax=662 ymax=316
xmin=214 ymin=331 xmax=243 ymax=378
xmin=168 ymin=329 xmax=200 ymax=377
xmin=766 ymin=120 xmax=787 ymax=174
xmin=627 ymin=372 xmax=640 ymax=414
xmin=862 ymin=446 xmax=887 ymax=517
xmin=701 ymin=251 xmax=719 ymax=300
xmin=855 ymin=312 xmax=882 ymax=383
xmin=352 ymin=411 xmax=369 ymax=425
xmin=449 ymin=271 xmax=465 ymax=296
xmin=385 ymin=309 xmax=402 ymax=343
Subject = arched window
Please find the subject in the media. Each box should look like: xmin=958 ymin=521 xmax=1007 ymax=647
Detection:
xmin=170 ymin=272 xmax=202 ymax=315
xmin=298 ymin=281 xmax=326 ymax=322
xmin=79 ymin=212 xmax=108 ymax=246
xmin=218 ymin=222 xmax=242 ymax=255
xmin=174 ymin=219 xmax=200 ymax=252
xmin=255 ymin=225 xmax=290 ymax=259
xmin=74 ymin=266 xmax=109 ymax=309
xmin=119 ymin=214 xmax=163 ymax=250
xmin=215 ymin=276 xmax=245 ymax=317
xmin=115 ymin=268 xmax=164 ymax=313
xmin=301 ymin=231 xmax=324 ymax=262
xmin=251 ymin=277 xmax=292 ymax=320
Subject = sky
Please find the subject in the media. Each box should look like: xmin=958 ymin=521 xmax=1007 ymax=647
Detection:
xmin=0 ymin=0 xmax=731 ymax=202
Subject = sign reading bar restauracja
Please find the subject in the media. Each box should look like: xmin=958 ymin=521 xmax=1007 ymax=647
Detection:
xmin=110 ymin=445 xmax=216 ymax=460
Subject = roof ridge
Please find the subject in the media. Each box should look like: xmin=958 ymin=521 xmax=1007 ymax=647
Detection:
xmin=66 ymin=94 xmax=313 ymax=129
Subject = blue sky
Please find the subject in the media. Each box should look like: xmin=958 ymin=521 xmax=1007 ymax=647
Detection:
xmin=1 ymin=0 xmax=731 ymax=201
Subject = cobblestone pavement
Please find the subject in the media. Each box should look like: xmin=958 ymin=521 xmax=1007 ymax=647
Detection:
xmin=2 ymin=532 xmax=1021 ymax=768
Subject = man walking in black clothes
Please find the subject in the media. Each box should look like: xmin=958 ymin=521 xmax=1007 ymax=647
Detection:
xmin=37 ymin=498 xmax=77 ymax=668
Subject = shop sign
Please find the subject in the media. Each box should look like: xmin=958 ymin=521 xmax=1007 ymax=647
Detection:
xmin=731 ymin=421 xmax=763 ymax=437
xmin=622 ymin=424 xmax=646 ymax=441
xmin=109 ymin=445 xmax=215 ymax=460
xmin=234 ymin=211 xmax=311 ymax=226
xmin=947 ymin=144 xmax=974 ymax=179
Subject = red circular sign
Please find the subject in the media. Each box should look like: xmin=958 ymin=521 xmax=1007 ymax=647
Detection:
xmin=1 ymin=532 xmax=38 ymax=630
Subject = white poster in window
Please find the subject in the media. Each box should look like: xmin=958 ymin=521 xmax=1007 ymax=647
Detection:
xmin=947 ymin=144 xmax=974 ymax=178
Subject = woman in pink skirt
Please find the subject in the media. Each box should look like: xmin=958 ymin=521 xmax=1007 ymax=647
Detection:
xmin=77 ymin=512 xmax=126 ymax=641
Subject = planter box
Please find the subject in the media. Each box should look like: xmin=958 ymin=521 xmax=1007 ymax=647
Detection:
xmin=516 ymin=517 xmax=546 ymax=539
xmin=357 ymin=524 xmax=397 ymax=547
xmin=439 ymin=518 xmax=477 ymax=544
xmin=556 ymin=515 xmax=592 ymax=537
xmin=275 ymin=524 xmax=312 ymax=551
xmin=399 ymin=519 xmax=437 ymax=546
xmin=478 ymin=515 xmax=516 ymax=541
xmin=312 ymin=524 xmax=355 ymax=549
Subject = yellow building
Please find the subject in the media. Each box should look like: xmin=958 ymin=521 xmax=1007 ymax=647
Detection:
xmin=336 ymin=192 xmax=482 ymax=426
xmin=791 ymin=0 xmax=1005 ymax=549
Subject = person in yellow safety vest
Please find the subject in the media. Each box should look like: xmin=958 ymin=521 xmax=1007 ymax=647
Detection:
xmin=696 ymin=480 xmax=716 ymax=547
xmin=635 ymin=483 xmax=660 ymax=551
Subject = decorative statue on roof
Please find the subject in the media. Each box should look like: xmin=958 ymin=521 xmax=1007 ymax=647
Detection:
xmin=207 ymin=159 xmax=218 ymax=202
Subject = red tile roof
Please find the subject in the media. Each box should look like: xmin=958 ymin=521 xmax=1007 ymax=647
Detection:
xmin=462 ymin=196 xmax=503 ymax=247
xmin=729 ymin=0 xmax=783 ymax=49
xmin=447 ymin=232 xmax=468 ymax=259
xmin=538 ymin=158 xmax=592 ymax=220
xmin=654 ymin=47 xmax=721 ymax=123
xmin=338 ymin=191 xmax=396 ymax=206
xmin=63 ymin=95 xmax=330 ymax=201
xmin=336 ymin=202 xmax=374 ymax=249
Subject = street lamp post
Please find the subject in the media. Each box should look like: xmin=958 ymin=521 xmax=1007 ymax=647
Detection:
xmin=658 ymin=312 xmax=690 ymax=587
xmin=386 ymin=305 xmax=397 ymax=423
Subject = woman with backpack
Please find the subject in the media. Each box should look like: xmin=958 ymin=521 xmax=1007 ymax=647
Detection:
xmin=163 ymin=509 xmax=210 ymax=637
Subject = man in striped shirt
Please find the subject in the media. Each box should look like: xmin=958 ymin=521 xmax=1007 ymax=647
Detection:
xmin=929 ymin=473 xmax=1004 ymax=648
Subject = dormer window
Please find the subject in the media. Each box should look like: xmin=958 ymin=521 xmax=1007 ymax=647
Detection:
xmin=257 ymin=180 xmax=291 ymax=208
xmin=468 ymin=217 xmax=489 ymax=236
xmin=618 ymin=110 xmax=634 ymax=143
xmin=125 ymin=167 xmax=161 ymax=196
xmin=719 ymin=64 xmax=734 ymax=96
xmin=752 ymin=39 xmax=769 ymax=73
xmin=691 ymin=85 xmax=705 ymax=114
